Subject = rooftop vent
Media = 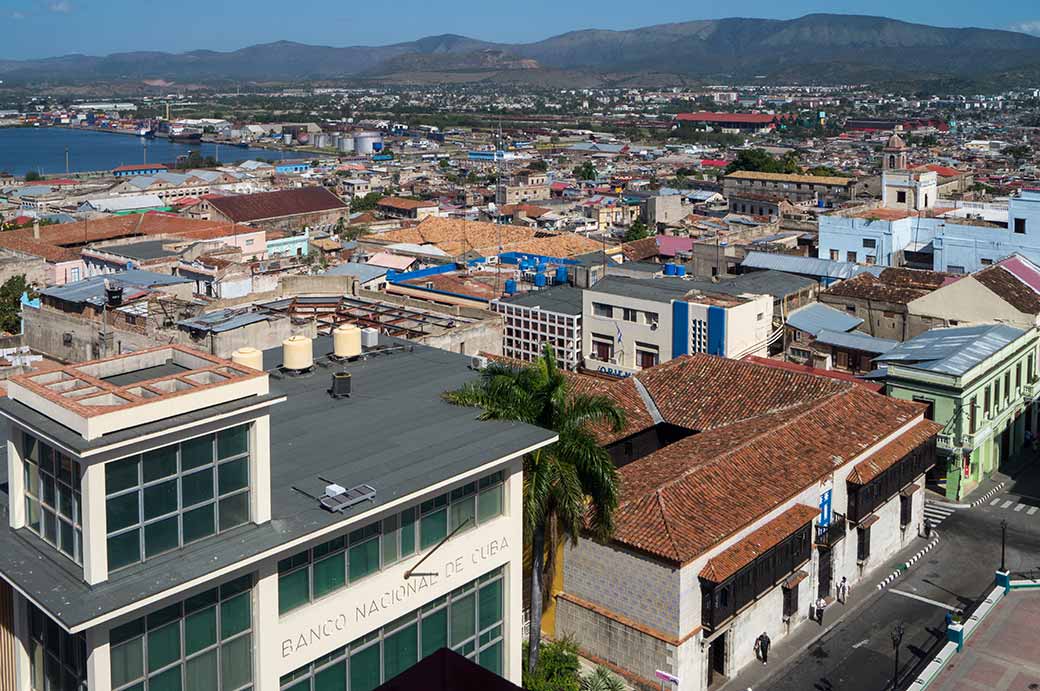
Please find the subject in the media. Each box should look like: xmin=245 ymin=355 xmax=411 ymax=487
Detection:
xmin=330 ymin=371 xmax=351 ymax=398
xmin=104 ymin=280 xmax=124 ymax=307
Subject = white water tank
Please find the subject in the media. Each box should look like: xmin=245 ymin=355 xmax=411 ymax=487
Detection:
xmin=231 ymin=347 xmax=263 ymax=371
xmin=338 ymin=136 xmax=355 ymax=153
xmin=282 ymin=336 xmax=313 ymax=371
xmin=333 ymin=324 xmax=362 ymax=359
xmin=361 ymin=327 xmax=379 ymax=348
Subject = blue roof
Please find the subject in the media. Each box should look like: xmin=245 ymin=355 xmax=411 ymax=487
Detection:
xmin=742 ymin=251 xmax=884 ymax=280
xmin=875 ymin=324 xmax=1027 ymax=376
xmin=814 ymin=329 xmax=899 ymax=354
xmin=787 ymin=303 xmax=863 ymax=337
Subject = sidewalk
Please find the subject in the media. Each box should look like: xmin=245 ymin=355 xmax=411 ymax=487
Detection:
xmin=721 ymin=532 xmax=936 ymax=691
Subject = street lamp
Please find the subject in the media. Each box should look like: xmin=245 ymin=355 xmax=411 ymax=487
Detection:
xmin=1000 ymin=519 xmax=1008 ymax=573
xmin=891 ymin=622 xmax=905 ymax=690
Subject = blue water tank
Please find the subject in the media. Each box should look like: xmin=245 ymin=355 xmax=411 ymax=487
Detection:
xmin=675 ymin=265 xmax=687 ymax=277
xmin=504 ymin=279 xmax=517 ymax=294
xmin=534 ymin=273 xmax=547 ymax=287
xmin=537 ymin=262 xmax=548 ymax=273
xmin=555 ymin=266 xmax=569 ymax=284
xmin=664 ymin=264 xmax=675 ymax=276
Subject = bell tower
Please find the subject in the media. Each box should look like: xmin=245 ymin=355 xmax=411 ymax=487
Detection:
xmin=882 ymin=133 xmax=908 ymax=171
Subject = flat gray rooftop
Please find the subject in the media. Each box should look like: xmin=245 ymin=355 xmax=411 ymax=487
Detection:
xmin=0 ymin=336 xmax=555 ymax=629
xmin=500 ymin=285 xmax=583 ymax=315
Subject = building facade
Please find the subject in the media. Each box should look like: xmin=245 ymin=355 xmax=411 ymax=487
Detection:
xmin=581 ymin=276 xmax=773 ymax=377
xmin=494 ymin=286 xmax=583 ymax=370
xmin=877 ymin=324 xmax=1040 ymax=500
xmin=0 ymin=339 xmax=554 ymax=691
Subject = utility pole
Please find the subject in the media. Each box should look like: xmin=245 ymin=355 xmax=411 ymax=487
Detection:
xmin=1000 ymin=519 xmax=1008 ymax=572
xmin=891 ymin=622 xmax=905 ymax=690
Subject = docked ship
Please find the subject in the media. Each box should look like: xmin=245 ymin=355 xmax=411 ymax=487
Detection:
xmin=169 ymin=128 xmax=203 ymax=144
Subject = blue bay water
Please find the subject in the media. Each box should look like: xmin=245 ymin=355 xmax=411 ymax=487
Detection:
xmin=0 ymin=127 xmax=293 ymax=177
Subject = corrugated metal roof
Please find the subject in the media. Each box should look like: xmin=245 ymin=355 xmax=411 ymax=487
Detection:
xmin=177 ymin=309 xmax=271 ymax=333
xmin=787 ymin=303 xmax=863 ymax=337
xmin=40 ymin=270 xmax=190 ymax=306
xmin=742 ymin=251 xmax=884 ymax=280
xmin=814 ymin=329 xmax=898 ymax=354
xmin=322 ymin=262 xmax=387 ymax=283
xmin=875 ymin=323 xmax=1027 ymax=375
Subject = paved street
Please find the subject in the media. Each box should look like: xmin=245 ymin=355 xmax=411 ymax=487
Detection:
xmin=754 ymin=461 xmax=1040 ymax=691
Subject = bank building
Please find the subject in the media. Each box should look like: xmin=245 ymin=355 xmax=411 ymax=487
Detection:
xmin=0 ymin=331 xmax=553 ymax=690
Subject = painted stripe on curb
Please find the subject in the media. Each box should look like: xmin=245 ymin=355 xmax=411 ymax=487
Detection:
xmin=878 ymin=533 xmax=940 ymax=591
xmin=970 ymin=481 xmax=1007 ymax=507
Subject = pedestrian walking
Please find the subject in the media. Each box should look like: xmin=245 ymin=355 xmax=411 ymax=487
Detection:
xmin=754 ymin=631 xmax=771 ymax=664
xmin=837 ymin=577 xmax=850 ymax=604
xmin=815 ymin=597 xmax=827 ymax=626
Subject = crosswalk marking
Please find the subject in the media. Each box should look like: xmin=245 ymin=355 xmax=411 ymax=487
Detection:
xmin=991 ymin=498 xmax=1002 ymax=506
xmin=924 ymin=502 xmax=956 ymax=528
xmin=1001 ymin=500 xmax=1014 ymax=509
xmin=1029 ymin=507 xmax=1039 ymax=516
xmin=1015 ymin=504 xmax=1026 ymax=512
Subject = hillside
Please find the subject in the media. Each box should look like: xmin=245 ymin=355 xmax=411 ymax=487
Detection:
xmin=2 ymin=14 xmax=1039 ymax=85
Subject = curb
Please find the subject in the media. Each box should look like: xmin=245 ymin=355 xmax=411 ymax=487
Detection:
xmin=969 ymin=481 xmax=1007 ymax=508
xmin=876 ymin=532 xmax=940 ymax=591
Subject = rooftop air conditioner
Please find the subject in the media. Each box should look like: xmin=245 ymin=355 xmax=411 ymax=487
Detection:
xmin=471 ymin=355 xmax=489 ymax=370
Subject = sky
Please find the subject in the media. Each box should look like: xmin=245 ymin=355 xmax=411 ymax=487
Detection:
xmin=2 ymin=0 xmax=1040 ymax=60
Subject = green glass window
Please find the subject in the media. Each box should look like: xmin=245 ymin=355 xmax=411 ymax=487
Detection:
xmin=383 ymin=623 xmax=418 ymax=682
xmin=449 ymin=496 xmax=475 ymax=532
xmin=400 ymin=508 xmax=416 ymax=557
xmin=109 ymin=576 xmax=253 ymax=691
xmin=313 ymin=553 xmax=346 ymax=599
xmin=314 ymin=660 xmax=346 ymax=691
xmin=420 ymin=510 xmax=447 ymax=550
xmin=381 ymin=515 xmax=399 ymax=566
xmin=479 ymin=641 xmax=502 ymax=675
xmin=478 ymin=484 xmax=503 ymax=523
xmin=479 ymin=580 xmax=502 ymax=631
xmin=108 ymin=531 xmax=141 ymax=571
xmin=450 ymin=593 xmax=476 ymax=648
xmin=184 ymin=608 xmax=217 ymax=656
xmin=217 ymin=426 xmax=248 ymax=460
xmin=349 ymin=645 xmax=381 ymax=691
xmin=421 ymin=607 xmax=448 ymax=658
xmin=349 ymin=538 xmax=380 ymax=582
xmin=143 ymin=447 xmax=177 ymax=483
xmin=104 ymin=426 xmax=252 ymax=571
xmin=107 ymin=456 xmax=140 ymax=493
xmin=279 ymin=568 xmax=310 ymax=615
xmin=181 ymin=434 xmax=214 ymax=471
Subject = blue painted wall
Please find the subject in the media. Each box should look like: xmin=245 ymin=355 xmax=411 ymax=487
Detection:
xmin=671 ymin=301 xmax=689 ymax=359
xmin=707 ymin=305 xmax=726 ymax=356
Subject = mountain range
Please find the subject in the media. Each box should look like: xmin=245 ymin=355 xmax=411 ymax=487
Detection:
xmin=3 ymin=14 xmax=1040 ymax=86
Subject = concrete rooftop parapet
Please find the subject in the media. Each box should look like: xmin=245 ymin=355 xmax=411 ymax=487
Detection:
xmin=6 ymin=344 xmax=268 ymax=440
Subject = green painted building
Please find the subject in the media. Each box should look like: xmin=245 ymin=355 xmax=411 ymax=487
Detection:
xmin=876 ymin=323 xmax=1039 ymax=500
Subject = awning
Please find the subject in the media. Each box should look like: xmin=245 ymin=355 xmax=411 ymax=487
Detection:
xmin=783 ymin=570 xmax=809 ymax=589
xmin=858 ymin=514 xmax=880 ymax=529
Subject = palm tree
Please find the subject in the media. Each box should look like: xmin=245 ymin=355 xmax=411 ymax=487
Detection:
xmin=444 ymin=345 xmax=625 ymax=673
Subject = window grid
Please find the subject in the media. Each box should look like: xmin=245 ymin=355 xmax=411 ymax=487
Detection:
xmin=22 ymin=432 xmax=83 ymax=565
xmin=110 ymin=574 xmax=254 ymax=691
xmin=29 ymin=603 xmax=87 ymax=691
xmin=105 ymin=425 xmax=251 ymax=572
xmin=279 ymin=567 xmax=505 ymax=690
xmin=278 ymin=471 xmax=504 ymax=616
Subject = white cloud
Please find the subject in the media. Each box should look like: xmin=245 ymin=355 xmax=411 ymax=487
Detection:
xmin=1009 ymin=20 xmax=1040 ymax=36
xmin=48 ymin=0 xmax=72 ymax=13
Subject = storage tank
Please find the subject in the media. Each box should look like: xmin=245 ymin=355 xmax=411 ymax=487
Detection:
xmin=361 ymin=327 xmax=379 ymax=348
xmin=354 ymin=131 xmax=383 ymax=156
xmin=231 ymin=347 xmax=263 ymax=371
xmin=504 ymin=279 xmax=517 ymax=294
xmin=664 ymin=263 xmax=676 ymax=276
xmin=554 ymin=266 xmax=569 ymax=284
xmin=534 ymin=273 xmax=547 ymax=287
xmin=282 ymin=133 xmax=293 ymax=145
xmin=675 ymin=265 xmax=687 ymax=277
xmin=282 ymin=336 xmax=313 ymax=371
xmin=338 ymin=136 xmax=355 ymax=153
xmin=333 ymin=324 xmax=362 ymax=359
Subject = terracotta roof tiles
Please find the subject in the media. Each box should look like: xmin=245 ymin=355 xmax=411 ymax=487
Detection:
xmin=699 ymin=504 xmax=819 ymax=582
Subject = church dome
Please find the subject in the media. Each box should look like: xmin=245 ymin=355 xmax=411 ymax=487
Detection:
xmin=884 ymin=133 xmax=907 ymax=150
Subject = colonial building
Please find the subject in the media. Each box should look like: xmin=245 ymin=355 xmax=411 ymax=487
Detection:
xmin=551 ymin=356 xmax=940 ymax=691
xmin=876 ymin=323 xmax=1040 ymax=500
xmin=722 ymin=171 xmax=860 ymax=208
xmin=0 ymin=338 xmax=553 ymax=690
xmin=204 ymin=187 xmax=350 ymax=233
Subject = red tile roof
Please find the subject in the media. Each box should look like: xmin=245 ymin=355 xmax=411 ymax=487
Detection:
xmin=677 ymin=112 xmax=778 ymax=125
xmin=207 ymin=187 xmax=348 ymax=223
xmin=560 ymin=355 xmax=932 ymax=565
xmin=113 ymin=163 xmax=168 ymax=173
xmin=847 ymin=419 xmax=942 ymax=484
xmin=378 ymin=196 xmax=439 ymax=211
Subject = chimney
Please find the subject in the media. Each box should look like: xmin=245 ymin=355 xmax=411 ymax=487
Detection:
xmin=33 ymin=219 xmax=40 ymax=240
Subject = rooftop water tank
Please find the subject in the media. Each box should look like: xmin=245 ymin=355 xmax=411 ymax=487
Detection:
xmin=282 ymin=336 xmax=313 ymax=372
xmin=675 ymin=265 xmax=687 ymax=277
xmin=231 ymin=347 xmax=263 ymax=371
xmin=555 ymin=266 xmax=569 ymax=284
xmin=504 ymin=279 xmax=518 ymax=294
xmin=361 ymin=327 xmax=379 ymax=348
xmin=534 ymin=273 xmax=547 ymax=287
xmin=333 ymin=324 xmax=362 ymax=359
xmin=664 ymin=263 xmax=676 ymax=276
